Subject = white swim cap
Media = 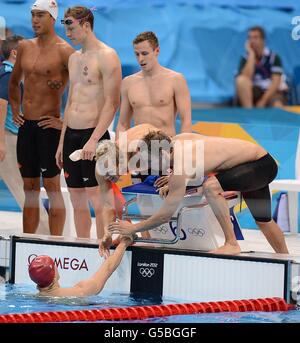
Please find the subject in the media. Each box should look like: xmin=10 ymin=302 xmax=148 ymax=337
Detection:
xmin=31 ymin=0 xmax=58 ymax=20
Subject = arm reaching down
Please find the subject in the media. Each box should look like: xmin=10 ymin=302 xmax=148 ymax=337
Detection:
xmin=95 ymin=174 xmax=118 ymax=258
xmin=108 ymin=174 xmax=187 ymax=236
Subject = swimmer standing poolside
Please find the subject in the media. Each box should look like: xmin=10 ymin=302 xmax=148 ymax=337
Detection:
xmin=117 ymin=31 xmax=192 ymax=187
xmin=9 ymin=0 xmax=74 ymax=235
xmin=116 ymin=31 xmax=192 ymax=138
xmin=56 ymin=6 xmax=122 ymax=239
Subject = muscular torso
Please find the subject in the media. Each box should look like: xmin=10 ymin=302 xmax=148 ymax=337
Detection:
xmin=21 ymin=38 xmax=70 ymax=119
xmin=172 ymin=133 xmax=267 ymax=181
xmin=66 ymin=46 xmax=106 ymax=129
xmin=127 ymin=69 xmax=179 ymax=136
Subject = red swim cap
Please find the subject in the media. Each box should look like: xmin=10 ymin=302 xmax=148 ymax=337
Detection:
xmin=28 ymin=255 xmax=55 ymax=288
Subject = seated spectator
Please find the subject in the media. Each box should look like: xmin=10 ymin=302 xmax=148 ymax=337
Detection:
xmin=236 ymin=26 xmax=288 ymax=108
xmin=0 ymin=28 xmax=14 ymax=63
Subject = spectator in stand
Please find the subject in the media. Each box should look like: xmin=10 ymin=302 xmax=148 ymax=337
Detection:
xmin=236 ymin=26 xmax=288 ymax=108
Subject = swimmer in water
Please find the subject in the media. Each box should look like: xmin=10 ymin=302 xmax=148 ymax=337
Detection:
xmin=28 ymin=235 xmax=133 ymax=297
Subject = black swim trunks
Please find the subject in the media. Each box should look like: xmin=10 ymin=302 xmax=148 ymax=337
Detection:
xmin=17 ymin=119 xmax=61 ymax=178
xmin=63 ymin=127 xmax=110 ymax=188
xmin=215 ymin=153 xmax=278 ymax=222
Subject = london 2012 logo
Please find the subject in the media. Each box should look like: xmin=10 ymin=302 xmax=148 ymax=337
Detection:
xmin=139 ymin=268 xmax=155 ymax=278
xmin=137 ymin=262 xmax=158 ymax=278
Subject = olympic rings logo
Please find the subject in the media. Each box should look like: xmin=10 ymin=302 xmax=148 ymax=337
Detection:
xmin=187 ymin=227 xmax=206 ymax=237
xmin=47 ymin=80 xmax=63 ymax=90
xmin=153 ymin=223 xmax=187 ymax=239
xmin=139 ymin=267 xmax=155 ymax=278
xmin=153 ymin=225 xmax=168 ymax=234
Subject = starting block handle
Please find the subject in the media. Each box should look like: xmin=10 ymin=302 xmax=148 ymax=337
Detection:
xmin=121 ymin=196 xmax=181 ymax=245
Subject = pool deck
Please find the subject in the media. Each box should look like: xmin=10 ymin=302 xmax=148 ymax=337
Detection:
xmin=1 ymin=210 xmax=299 ymax=263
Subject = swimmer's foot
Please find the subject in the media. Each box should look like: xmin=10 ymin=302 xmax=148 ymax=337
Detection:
xmin=209 ymin=243 xmax=241 ymax=255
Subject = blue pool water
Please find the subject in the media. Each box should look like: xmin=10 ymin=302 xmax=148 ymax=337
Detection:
xmin=0 ymin=284 xmax=299 ymax=323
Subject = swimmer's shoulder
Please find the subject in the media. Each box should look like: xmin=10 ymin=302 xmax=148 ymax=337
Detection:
xmin=67 ymin=50 xmax=82 ymax=65
xmin=56 ymin=38 xmax=75 ymax=66
xmin=19 ymin=38 xmax=35 ymax=51
xmin=122 ymin=71 xmax=143 ymax=89
xmin=56 ymin=37 xmax=75 ymax=53
xmin=96 ymin=42 xmax=120 ymax=62
xmin=160 ymin=67 xmax=183 ymax=78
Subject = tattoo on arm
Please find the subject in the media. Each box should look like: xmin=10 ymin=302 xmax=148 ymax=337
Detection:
xmin=47 ymin=80 xmax=63 ymax=90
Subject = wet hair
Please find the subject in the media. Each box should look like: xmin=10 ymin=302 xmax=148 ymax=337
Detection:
xmin=132 ymin=31 xmax=159 ymax=50
xmin=64 ymin=6 xmax=94 ymax=30
xmin=1 ymin=35 xmax=24 ymax=60
xmin=248 ymin=26 xmax=265 ymax=40
xmin=142 ymin=130 xmax=172 ymax=156
xmin=95 ymin=140 xmax=119 ymax=164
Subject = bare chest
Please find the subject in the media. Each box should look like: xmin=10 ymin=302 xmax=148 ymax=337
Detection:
xmin=128 ymin=78 xmax=174 ymax=108
xmin=70 ymin=54 xmax=101 ymax=86
xmin=22 ymin=46 xmax=65 ymax=79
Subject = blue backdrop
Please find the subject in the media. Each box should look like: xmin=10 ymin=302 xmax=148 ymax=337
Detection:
xmin=1 ymin=1 xmax=300 ymax=103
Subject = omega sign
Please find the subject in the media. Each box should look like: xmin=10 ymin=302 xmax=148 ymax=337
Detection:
xmin=27 ymin=254 xmax=88 ymax=271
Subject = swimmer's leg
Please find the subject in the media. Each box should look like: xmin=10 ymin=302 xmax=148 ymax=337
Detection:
xmin=243 ymin=189 xmax=289 ymax=254
xmin=86 ymin=185 xmax=105 ymax=239
xmin=23 ymin=177 xmax=41 ymax=234
xmin=203 ymin=176 xmax=241 ymax=255
xmin=68 ymin=187 xmax=92 ymax=238
xmin=43 ymin=174 xmax=66 ymax=236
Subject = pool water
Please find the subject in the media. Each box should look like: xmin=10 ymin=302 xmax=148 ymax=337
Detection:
xmin=0 ymin=284 xmax=299 ymax=323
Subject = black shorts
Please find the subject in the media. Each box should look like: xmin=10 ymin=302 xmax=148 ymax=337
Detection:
xmin=17 ymin=120 xmax=61 ymax=178
xmin=63 ymin=127 xmax=110 ymax=188
xmin=215 ymin=153 xmax=278 ymax=222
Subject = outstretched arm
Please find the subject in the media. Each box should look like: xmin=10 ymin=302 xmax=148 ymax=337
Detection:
xmin=95 ymin=174 xmax=117 ymax=258
xmin=108 ymin=174 xmax=186 ymax=235
xmin=74 ymin=237 xmax=131 ymax=296
xmin=57 ymin=236 xmax=132 ymax=297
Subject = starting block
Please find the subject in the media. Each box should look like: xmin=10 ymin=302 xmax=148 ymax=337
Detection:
xmin=122 ymin=177 xmax=243 ymax=251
